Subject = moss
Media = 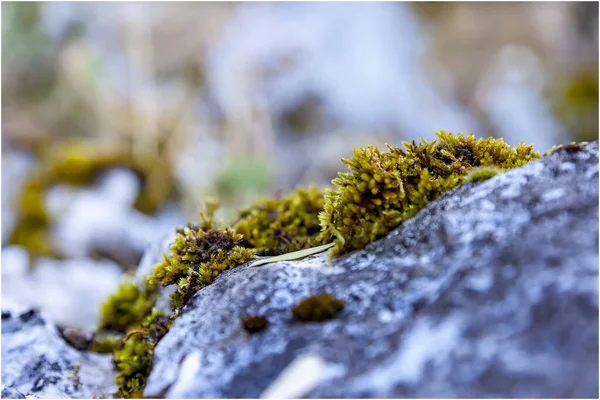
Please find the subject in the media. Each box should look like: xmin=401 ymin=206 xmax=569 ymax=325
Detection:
xmin=543 ymin=141 xmax=589 ymax=157
xmin=98 ymin=279 xmax=158 ymax=333
xmin=233 ymin=185 xmax=327 ymax=255
xmin=97 ymin=130 xmax=546 ymax=398
xmin=148 ymin=214 xmax=256 ymax=311
xmin=8 ymin=141 xmax=176 ymax=259
xmin=465 ymin=166 xmax=504 ymax=183
xmin=89 ymin=334 xmax=124 ymax=354
xmin=318 ymin=131 xmax=539 ymax=256
xmin=553 ymin=71 xmax=598 ymax=142
xmin=114 ymin=311 xmax=171 ymax=398
xmin=242 ymin=315 xmax=269 ymax=333
xmin=291 ymin=294 xmax=345 ymax=322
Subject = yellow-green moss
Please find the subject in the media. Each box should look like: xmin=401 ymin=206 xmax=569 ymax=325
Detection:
xmin=291 ymin=294 xmax=345 ymax=322
xmin=148 ymin=216 xmax=256 ymax=311
xmin=114 ymin=309 xmax=171 ymax=398
xmin=553 ymin=71 xmax=598 ymax=142
xmin=97 ymin=130 xmax=548 ymax=398
xmin=465 ymin=166 xmax=504 ymax=183
xmin=233 ymin=185 xmax=327 ymax=255
xmin=89 ymin=334 xmax=124 ymax=354
xmin=318 ymin=131 xmax=539 ymax=256
xmin=98 ymin=279 xmax=158 ymax=333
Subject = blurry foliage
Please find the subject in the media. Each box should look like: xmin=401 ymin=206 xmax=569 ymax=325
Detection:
xmin=215 ymin=158 xmax=273 ymax=200
xmin=2 ymin=2 xmax=57 ymax=102
xmin=9 ymin=141 xmax=177 ymax=261
xmin=553 ymin=71 xmax=599 ymax=142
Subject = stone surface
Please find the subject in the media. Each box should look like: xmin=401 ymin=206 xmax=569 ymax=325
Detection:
xmin=1 ymin=307 xmax=117 ymax=398
xmin=1 ymin=253 xmax=124 ymax=329
xmin=144 ymin=142 xmax=599 ymax=398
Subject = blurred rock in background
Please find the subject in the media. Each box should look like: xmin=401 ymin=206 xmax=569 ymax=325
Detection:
xmin=1 ymin=2 xmax=598 ymax=330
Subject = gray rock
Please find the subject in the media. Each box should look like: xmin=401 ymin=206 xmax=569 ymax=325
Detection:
xmin=1 ymin=307 xmax=117 ymax=398
xmin=145 ymin=142 xmax=599 ymax=398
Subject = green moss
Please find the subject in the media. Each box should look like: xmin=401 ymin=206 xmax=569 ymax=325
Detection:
xmin=553 ymin=71 xmax=598 ymax=142
xmin=89 ymin=334 xmax=124 ymax=354
xmin=465 ymin=166 xmax=504 ymax=183
xmin=233 ymin=185 xmax=327 ymax=255
xmin=114 ymin=311 xmax=171 ymax=398
xmin=543 ymin=141 xmax=589 ymax=157
xmin=291 ymin=294 xmax=345 ymax=322
xmin=97 ymin=130 xmax=547 ymax=398
xmin=98 ymin=279 xmax=158 ymax=333
xmin=318 ymin=131 xmax=539 ymax=256
xmin=148 ymin=214 xmax=256 ymax=311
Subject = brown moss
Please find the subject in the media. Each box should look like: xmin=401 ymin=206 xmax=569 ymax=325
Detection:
xmin=242 ymin=315 xmax=269 ymax=333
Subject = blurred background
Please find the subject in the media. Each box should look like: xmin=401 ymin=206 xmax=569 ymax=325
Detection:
xmin=2 ymin=2 xmax=598 ymax=329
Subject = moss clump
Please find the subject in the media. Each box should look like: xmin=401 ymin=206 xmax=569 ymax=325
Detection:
xmin=148 ymin=215 xmax=256 ymax=311
xmin=242 ymin=315 xmax=269 ymax=333
xmin=89 ymin=334 xmax=124 ymax=354
xmin=543 ymin=141 xmax=589 ymax=157
xmin=292 ymin=294 xmax=345 ymax=322
xmin=114 ymin=310 xmax=170 ymax=399
xmin=465 ymin=166 xmax=504 ymax=183
xmin=233 ymin=185 xmax=326 ymax=255
xmin=318 ymin=131 xmax=539 ymax=256
xmin=98 ymin=279 xmax=158 ymax=333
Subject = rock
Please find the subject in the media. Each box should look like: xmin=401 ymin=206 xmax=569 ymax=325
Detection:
xmin=1 ymin=255 xmax=124 ymax=329
xmin=144 ymin=142 xmax=599 ymax=398
xmin=1 ymin=307 xmax=117 ymax=398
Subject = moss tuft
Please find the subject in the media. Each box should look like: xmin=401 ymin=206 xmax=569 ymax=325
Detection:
xmin=465 ymin=166 xmax=503 ymax=183
xmin=242 ymin=315 xmax=269 ymax=333
xmin=148 ymin=215 xmax=256 ymax=311
xmin=233 ymin=185 xmax=327 ymax=255
xmin=98 ymin=279 xmax=158 ymax=333
xmin=318 ymin=131 xmax=539 ymax=256
xmin=292 ymin=294 xmax=345 ymax=322
xmin=114 ymin=312 xmax=171 ymax=398
xmin=89 ymin=334 xmax=124 ymax=354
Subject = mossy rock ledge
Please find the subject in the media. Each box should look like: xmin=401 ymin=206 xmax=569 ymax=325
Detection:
xmin=2 ymin=142 xmax=599 ymax=398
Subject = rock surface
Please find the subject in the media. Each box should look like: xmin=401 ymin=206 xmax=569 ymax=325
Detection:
xmin=144 ymin=142 xmax=599 ymax=398
xmin=1 ymin=306 xmax=117 ymax=398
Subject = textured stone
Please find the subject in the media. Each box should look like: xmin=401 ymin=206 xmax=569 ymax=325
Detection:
xmin=1 ymin=307 xmax=116 ymax=398
xmin=144 ymin=142 xmax=599 ymax=398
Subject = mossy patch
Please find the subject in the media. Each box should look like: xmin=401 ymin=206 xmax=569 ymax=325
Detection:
xmin=98 ymin=279 xmax=158 ymax=333
xmin=97 ymin=130 xmax=544 ymax=398
xmin=242 ymin=315 xmax=269 ymax=333
xmin=318 ymin=131 xmax=539 ymax=256
xmin=233 ymin=185 xmax=327 ymax=255
xmin=292 ymin=294 xmax=345 ymax=322
xmin=114 ymin=310 xmax=170 ymax=399
xmin=148 ymin=216 xmax=256 ymax=311
xmin=465 ymin=166 xmax=504 ymax=183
